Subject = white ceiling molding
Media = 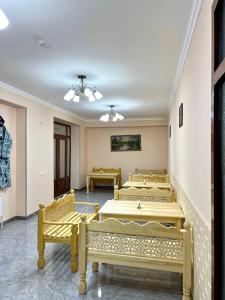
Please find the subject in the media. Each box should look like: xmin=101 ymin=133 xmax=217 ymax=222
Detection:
xmin=0 ymin=80 xmax=84 ymax=121
xmin=167 ymin=0 xmax=203 ymax=113
xmin=85 ymin=117 xmax=168 ymax=128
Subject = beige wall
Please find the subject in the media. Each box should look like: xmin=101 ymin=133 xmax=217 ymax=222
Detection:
xmin=0 ymin=85 xmax=86 ymax=219
xmin=0 ymin=103 xmax=17 ymax=221
xmin=0 ymin=103 xmax=27 ymax=221
xmin=87 ymin=126 xmax=168 ymax=183
xmin=168 ymin=0 xmax=211 ymax=298
xmin=168 ymin=0 xmax=211 ymax=223
xmin=16 ymin=107 xmax=26 ymax=217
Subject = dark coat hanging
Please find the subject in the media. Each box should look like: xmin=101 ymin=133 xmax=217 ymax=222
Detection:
xmin=0 ymin=117 xmax=12 ymax=189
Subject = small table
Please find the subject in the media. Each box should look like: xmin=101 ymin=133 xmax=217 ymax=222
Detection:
xmin=122 ymin=181 xmax=172 ymax=190
xmin=99 ymin=200 xmax=184 ymax=229
xmin=86 ymin=172 xmax=120 ymax=194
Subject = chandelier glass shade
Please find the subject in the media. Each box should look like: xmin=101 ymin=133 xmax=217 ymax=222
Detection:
xmin=64 ymin=75 xmax=103 ymax=103
xmin=0 ymin=9 xmax=9 ymax=30
xmin=100 ymin=105 xmax=124 ymax=122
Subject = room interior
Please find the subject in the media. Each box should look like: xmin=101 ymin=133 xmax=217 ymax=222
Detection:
xmin=0 ymin=0 xmax=223 ymax=299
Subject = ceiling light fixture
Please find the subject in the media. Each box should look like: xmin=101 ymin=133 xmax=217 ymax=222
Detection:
xmin=0 ymin=9 xmax=9 ymax=30
xmin=38 ymin=39 xmax=49 ymax=48
xmin=64 ymin=75 xmax=103 ymax=102
xmin=100 ymin=105 xmax=124 ymax=122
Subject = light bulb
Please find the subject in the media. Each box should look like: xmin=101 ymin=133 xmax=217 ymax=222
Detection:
xmin=84 ymin=88 xmax=95 ymax=101
xmin=100 ymin=115 xmax=106 ymax=121
xmin=118 ymin=114 xmax=124 ymax=120
xmin=100 ymin=114 xmax=109 ymax=122
xmin=88 ymin=94 xmax=96 ymax=102
xmin=0 ymin=9 xmax=9 ymax=30
xmin=84 ymin=88 xmax=93 ymax=97
xmin=64 ymin=89 xmax=75 ymax=101
xmin=94 ymin=90 xmax=103 ymax=100
xmin=115 ymin=112 xmax=120 ymax=118
xmin=73 ymin=94 xmax=80 ymax=103
xmin=112 ymin=116 xmax=117 ymax=122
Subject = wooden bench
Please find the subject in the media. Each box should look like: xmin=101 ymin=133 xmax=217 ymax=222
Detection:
xmin=88 ymin=167 xmax=121 ymax=191
xmin=93 ymin=167 xmax=121 ymax=175
xmin=78 ymin=217 xmax=192 ymax=299
xmin=114 ymin=185 xmax=176 ymax=202
xmin=92 ymin=167 xmax=121 ymax=188
xmin=122 ymin=180 xmax=172 ymax=190
xmin=135 ymin=168 xmax=167 ymax=175
xmin=129 ymin=173 xmax=170 ymax=183
xmin=37 ymin=190 xmax=99 ymax=272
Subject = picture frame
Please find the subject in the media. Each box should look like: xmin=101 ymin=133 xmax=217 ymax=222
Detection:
xmin=169 ymin=125 xmax=171 ymax=138
xmin=111 ymin=135 xmax=141 ymax=152
xmin=179 ymin=103 xmax=183 ymax=128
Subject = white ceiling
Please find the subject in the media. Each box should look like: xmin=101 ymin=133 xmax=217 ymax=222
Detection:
xmin=0 ymin=0 xmax=193 ymax=120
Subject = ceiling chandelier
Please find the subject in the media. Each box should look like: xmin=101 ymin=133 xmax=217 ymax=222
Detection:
xmin=64 ymin=75 xmax=103 ymax=103
xmin=100 ymin=105 xmax=124 ymax=122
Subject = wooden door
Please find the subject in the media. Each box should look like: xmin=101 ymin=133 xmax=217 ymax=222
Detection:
xmin=54 ymin=125 xmax=71 ymax=197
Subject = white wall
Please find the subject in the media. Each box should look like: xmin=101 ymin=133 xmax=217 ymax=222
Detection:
xmin=87 ymin=126 xmax=168 ymax=184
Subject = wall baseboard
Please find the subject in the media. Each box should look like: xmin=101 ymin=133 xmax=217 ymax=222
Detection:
xmin=74 ymin=187 xmax=86 ymax=191
xmin=1 ymin=211 xmax=38 ymax=227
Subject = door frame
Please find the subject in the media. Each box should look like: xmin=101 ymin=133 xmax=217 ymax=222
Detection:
xmin=54 ymin=122 xmax=71 ymax=197
xmin=212 ymin=0 xmax=225 ymax=298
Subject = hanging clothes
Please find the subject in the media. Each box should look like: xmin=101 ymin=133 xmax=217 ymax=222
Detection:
xmin=0 ymin=126 xmax=12 ymax=188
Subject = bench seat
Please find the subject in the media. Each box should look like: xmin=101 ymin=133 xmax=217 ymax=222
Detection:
xmin=43 ymin=212 xmax=96 ymax=241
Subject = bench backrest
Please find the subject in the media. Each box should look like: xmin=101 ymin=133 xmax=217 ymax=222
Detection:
xmin=92 ymin=167 xmax=121 ymax=174
xmin=114 ymin=186 xmax=176 ymax=202
xmin=79 ymin=217 xmax=191 ymax=271
xmin=129 ymin=173 xmax=169 ymax=183
xmin=38 ymin=190 xmax=75 ymax=225
xmin=135 ymin=168 xmax=167 ymax=175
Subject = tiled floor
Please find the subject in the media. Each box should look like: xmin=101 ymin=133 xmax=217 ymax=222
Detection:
xmin=0 ymin=188 xmax=182 ymax=299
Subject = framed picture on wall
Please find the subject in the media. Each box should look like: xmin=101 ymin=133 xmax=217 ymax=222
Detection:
xmin=169 ymin=125 xmax=171 ymax=138
xmin=111 ymin=135 xmax=141 ymax=152
xmin=179 ymin=103 xmax=183 ymax=128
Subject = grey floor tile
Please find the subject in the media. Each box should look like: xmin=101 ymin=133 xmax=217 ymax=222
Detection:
xmin=0 ymin=188 xmax=181 ymax=300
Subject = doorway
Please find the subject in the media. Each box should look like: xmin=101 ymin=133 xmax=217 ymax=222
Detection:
xmin=212 ymin=0 xmax=225 ymax=298
xmin=54 ymin=122 xmax=71 ymax=197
